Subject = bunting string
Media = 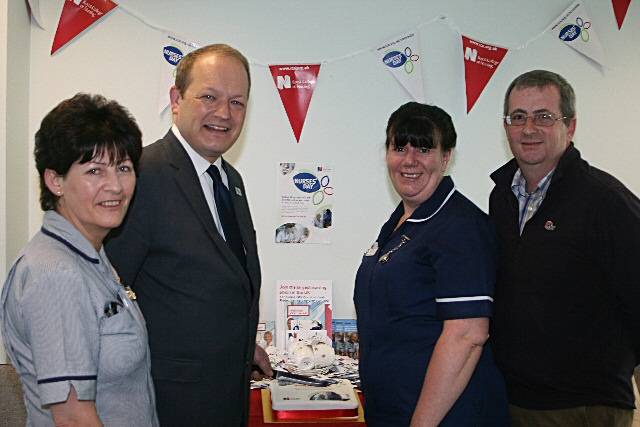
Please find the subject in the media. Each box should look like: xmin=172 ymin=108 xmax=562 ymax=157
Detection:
xmin=47 ymin=0 xmax=611 ymax=63
xmin=44 ymin=0 xmax=631 ymax=140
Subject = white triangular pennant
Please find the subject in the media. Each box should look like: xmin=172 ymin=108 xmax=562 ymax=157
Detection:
xmin=26 ymin=0 xmax=46 ymax=29
xmin=156 ymin=32 xmax=200 ymax=114
xmin=374 ymin=31 xmax=425 ymax=102
xmin=548 ymin=1 xmax=606 ymax=66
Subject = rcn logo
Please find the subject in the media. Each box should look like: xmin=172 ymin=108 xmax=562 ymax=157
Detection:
xmin=276 ymin=75 xmax=292 ymax=90
xmin=292 ymin=172 xmax=320 ymax=193
xmin=464 ymin=47 xmax=478 ymax=62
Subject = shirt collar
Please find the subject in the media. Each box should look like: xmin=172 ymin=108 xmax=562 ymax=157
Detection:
xmin=172 ymin=124 xmax=224 ymax=177
xmin=407 ymin=175 xmax=456 ymax=222
xmin=41 ymin=210 xmax=102 ymax=264
xmin=510 ymin=168 xmax=554 ymax=198
xmin=377 ymin=176 xmax=456 ymax=246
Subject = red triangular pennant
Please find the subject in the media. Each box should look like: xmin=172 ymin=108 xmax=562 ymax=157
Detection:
xmin=269 ymin=64 xmax=321 ymax=143
xmin=462 ymin=36 xmax=508 ymax=113
xmin=51 ymin=0 xmax=118 ymax=55
xmin=612 ymin=0 xmax=632 ymax=29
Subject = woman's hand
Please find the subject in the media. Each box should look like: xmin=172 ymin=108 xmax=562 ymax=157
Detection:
xmin=410 ymin=317 xmax=489 ymax=427
xmin=50 ymin=385 xmax=102 ymax=427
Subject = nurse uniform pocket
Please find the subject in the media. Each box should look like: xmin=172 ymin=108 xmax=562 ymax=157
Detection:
xmin=98 ymin=309 xmax=147 ymax=384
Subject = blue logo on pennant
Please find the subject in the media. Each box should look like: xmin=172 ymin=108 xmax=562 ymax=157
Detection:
xmin=293 ymin=172 xmax=320 ymax=193
xmin=163 ymin=45 xmax=184 ymax=66
xmin=559 ymin=24 xmax=581 ymax=42
xmin=383 ymin=51 xmax=407 ymax=68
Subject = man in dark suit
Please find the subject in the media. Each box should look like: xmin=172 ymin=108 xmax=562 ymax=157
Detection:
xmin=106 ymin=44 xmax=271 ymax=426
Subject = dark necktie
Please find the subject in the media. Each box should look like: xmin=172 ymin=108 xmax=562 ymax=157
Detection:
xmin=206 ymin=165 xmax=246 ymax=267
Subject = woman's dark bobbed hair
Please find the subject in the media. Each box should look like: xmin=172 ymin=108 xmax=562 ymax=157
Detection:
xmin=385 ymin=102 xmax=457 ymax=152
xmin=34 ymin=93 xmax=142 ymax=211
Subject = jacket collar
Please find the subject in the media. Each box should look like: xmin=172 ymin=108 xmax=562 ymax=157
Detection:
xmin=490 ymin=142 xmax=581 ymax=188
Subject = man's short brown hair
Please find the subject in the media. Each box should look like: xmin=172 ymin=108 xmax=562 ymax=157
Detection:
xmin=174 ymin=44 xmax=251 ymax=96
xmin=504 ymin=70 xmax=576 ymax=127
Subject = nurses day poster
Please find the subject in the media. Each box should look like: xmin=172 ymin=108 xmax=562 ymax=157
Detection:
xmin=275 ymin=163 xmax=334 ymax=244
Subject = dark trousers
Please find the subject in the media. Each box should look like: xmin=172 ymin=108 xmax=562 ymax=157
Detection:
xmin=509 ymin=404 xmax=633 ymax=427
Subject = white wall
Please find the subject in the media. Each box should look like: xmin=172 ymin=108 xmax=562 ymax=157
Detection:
xmin=0 ymin=0 xmax=8 ymax=365
xmin=1 ymin=0 xmax=31 ymax=364
xmin=15 ymin=0 xmax=640 ymax=327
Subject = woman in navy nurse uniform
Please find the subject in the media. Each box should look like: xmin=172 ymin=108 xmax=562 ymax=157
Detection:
xmin=354 ymin=102 xmax=509 ymax=426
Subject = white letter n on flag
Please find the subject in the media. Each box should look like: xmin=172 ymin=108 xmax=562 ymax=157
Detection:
xmin=277 ymin=75 xmax=291 ymax=89
xmin=464 ymin=47 xmax=477 ymax=62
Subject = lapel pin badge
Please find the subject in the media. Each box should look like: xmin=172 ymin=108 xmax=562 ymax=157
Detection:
xmin=235 ymin=187 xmax=242 ymax=196
xmin=544 ymin=220 xmax=556 ymax=231
xmin=124 ymin=285 xmax=137 ymax=301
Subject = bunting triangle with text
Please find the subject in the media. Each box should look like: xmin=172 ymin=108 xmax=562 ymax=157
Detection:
xmin=462 ymin=36 xmax=508 ymax=113
xmin=157 ymin=33 xmax=200 ymax=113
xmin=52 ymin=0 xmax=118 ymax=55
xmin=374 ymin=31 xmax=425 ymax=102
xmin=270 ymin=64 xmax=321 ymax=143
xmin=549 ymin=1 xmax=606 ymax=67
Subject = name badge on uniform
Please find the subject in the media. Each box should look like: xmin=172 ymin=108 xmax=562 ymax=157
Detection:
xmin=364 ymin=241 xmax=379 ymax=257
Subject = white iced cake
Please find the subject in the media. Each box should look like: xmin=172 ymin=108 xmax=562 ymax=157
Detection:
xmin=270 ymin=379 xmax=358 ymax=411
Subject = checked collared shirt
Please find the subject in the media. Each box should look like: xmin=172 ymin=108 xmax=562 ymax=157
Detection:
xmin=511 ymin=168 xmax=554 ymax=235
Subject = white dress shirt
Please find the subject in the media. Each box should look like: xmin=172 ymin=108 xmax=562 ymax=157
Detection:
xmin=172 ymin=124 xmax=229 ymax=240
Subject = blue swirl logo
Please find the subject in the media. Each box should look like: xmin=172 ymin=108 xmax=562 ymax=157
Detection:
xmin=293 ymin=172 xmax=320 ymax=193
xmin=163 ymin=45 xmax=183 ymax=66
xmin=383 ymin=51 xmax=407 ymax=68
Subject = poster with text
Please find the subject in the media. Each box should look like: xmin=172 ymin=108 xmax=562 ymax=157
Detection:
xmin=276 ymin=163 xmax=333 ymax=245
xmin=276 ymin=280 xmax=333 ymax=351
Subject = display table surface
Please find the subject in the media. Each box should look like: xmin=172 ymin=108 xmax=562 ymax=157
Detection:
xmin=249 ymin=388 xmax=366 ymax=426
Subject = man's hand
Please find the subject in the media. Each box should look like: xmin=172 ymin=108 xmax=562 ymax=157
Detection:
xmin=251 ymin=344 xmax=274 ymax=380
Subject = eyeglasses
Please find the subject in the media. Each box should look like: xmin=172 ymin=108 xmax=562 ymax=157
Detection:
xmin=503 ymin=112 xmax=567 ymax=127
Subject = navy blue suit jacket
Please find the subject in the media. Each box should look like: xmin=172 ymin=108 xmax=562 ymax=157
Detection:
xmin=107 ymin=130 xmax=261 ymax=426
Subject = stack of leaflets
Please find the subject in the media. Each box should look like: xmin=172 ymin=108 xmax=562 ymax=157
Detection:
xmin=332 ymin=319 xmax=359 ymax=359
